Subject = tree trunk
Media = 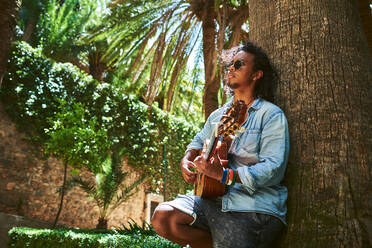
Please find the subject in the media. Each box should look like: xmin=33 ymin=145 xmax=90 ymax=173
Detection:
xmin=53 ymin=161 xmax=68 ymax=228
xmin=357 ymin=0 xmax=372 ymax=60
xmin=166 ymin=56 xmax=184 ymax=112
xmin=249 ymin=0 xmax=372 ymax=247
xmin=201 ymin=0 xmax=219 ymax=120
xmin=88 ymin=51 xmax=107 ymax=81
xmin=227 ymin=4 xmax=249 ymax=48
xmin=21 ymin=18 xmax=37 ymax=42
xmin=0 ymin=0 xmax=21 ymax=87
xmin=145 ymin=31 xmax=166 ymax=106
xmin=96 ymin=217 xmax=108 ymax=229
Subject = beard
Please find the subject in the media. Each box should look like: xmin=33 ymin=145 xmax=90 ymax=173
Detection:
xmin=227 ymin=82 xmax=240 ymax=89
xmin=227 ymin=79 xmax=252 ymax=89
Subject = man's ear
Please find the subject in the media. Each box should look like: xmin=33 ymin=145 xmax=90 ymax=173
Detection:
xmin=253 ymin=70 xmax=263 ymax=81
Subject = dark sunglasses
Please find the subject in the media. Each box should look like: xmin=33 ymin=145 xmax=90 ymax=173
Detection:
xmin=225 ymin=60 xmax=245 ymax=71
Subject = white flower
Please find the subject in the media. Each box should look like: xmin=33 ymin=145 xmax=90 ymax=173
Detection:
xmin=15 ymin=86 xmax=22 ymax=93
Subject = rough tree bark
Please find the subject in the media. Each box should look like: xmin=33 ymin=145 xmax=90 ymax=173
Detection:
xmin=145 ymin=31 xmax=166 ymax=106
xmin=200 ymin=0 xmax=219 ymax=120
xmin=357 ymin=0 xmax=372 ymax=60
xmin=0 ymin=0 xmax=21 ymax=87
xmin=249 ymin=0 xmax=372 ymax=247
xmin=88 ymin=50 xmax=107 ymax=81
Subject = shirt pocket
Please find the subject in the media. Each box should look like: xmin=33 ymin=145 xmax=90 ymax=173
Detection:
xmin=235 ymin=129 xmax=261 ymax=164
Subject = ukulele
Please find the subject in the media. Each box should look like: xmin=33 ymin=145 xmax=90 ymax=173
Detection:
xmin=194 ymin=100 xmax=248 ymax=198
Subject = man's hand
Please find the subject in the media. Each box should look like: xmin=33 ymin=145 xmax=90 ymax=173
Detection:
xmin=193 ymin=141 xmax=224 ymax=181
xmin=181 ymin=158 xmax=197 ymax=184
xmin=193 ymin=155 xmax=224 ymax=181
xmin=180 ymin=149 xmax=200 ymax=184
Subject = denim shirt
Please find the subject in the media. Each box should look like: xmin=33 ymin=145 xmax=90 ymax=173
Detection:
xmin=186 ymin=97 xmax=289 ymax=225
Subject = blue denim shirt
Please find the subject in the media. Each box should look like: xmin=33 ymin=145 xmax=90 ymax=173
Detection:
xmin=186 ymin=97 xmax=289 ymax=224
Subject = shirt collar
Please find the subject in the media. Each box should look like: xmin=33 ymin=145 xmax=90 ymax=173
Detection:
xmin=224 ymin=97 xmax=263 ymax=111
xmin=250 ymin=97 xmax=263 ymax=111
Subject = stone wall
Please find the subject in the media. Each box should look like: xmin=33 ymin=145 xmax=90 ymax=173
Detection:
xmin=0 ymin=102 xmax=149 ymax=229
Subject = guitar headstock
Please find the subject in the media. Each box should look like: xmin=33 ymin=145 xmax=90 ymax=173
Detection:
xmin=218 ymin=100 xmax=248 ymax=138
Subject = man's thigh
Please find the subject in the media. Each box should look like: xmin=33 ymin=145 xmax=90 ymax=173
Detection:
xmin=193 ymin=198 xmax=284 ymax=248
xmin=163 ymin=195 xmax=284 ymax=248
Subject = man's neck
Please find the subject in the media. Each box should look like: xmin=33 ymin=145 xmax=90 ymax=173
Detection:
xmin=233 ymin=88 xmax=255 ymax=108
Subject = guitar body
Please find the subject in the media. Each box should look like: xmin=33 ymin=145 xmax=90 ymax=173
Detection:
xmin=195 ymin=141 xmax=228 ymax=198
xmin=193 ymin=100 xmax=247 ymax=198
xmin=195 ymin=174 xmax=225 ymax=198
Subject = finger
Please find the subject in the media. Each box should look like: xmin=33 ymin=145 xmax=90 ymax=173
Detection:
xmin=183 ymin=160 xmax=196 ymax=169
xmin=187 ymin=172 xmax=196 ymax=183
xmin=193 ymin=156 xmax=206 ymax=169
xmin=183 ymin=162 xmax=197 ymax=175
xmin=189 ymin=174 xmax=196 ymax=184
xmin=183 ymin=171 xmax=196 ymax=184
xmin=188 ymin=161 xmax=197 ymax=169
xmin=212 ymin=155 xmax=222 ymax=167
xmin=193 ymin=155 xmax=201 ymax=163
xmin=220 ymin=159 xmax=229 ymax=167
xmin=186 ymin=161 xmax=197 ymax=174
xmin=185 ymin=175 xmax=196 ymax=184
xmin=185 ymin=170 xmax=197 ymax=178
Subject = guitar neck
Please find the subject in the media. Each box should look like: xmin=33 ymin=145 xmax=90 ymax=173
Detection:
xmin=203 ymin=125 xmax=219 ymax=161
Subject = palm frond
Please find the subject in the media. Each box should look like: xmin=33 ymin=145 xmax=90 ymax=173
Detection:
xmin=108 ymin=174 xmax=146 ymax=216
xmin=65 ymin=175 xmax=104 ymax=210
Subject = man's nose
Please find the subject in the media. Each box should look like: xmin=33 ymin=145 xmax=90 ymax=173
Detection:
xmin=228 ymin=64 xmax=235 ymax=72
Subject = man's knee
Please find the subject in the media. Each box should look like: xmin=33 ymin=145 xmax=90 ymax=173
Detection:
xmin=151 ymin=203 xmax=174 ymax=234
xmin=151 ymin=202 xmax=194 ymax=235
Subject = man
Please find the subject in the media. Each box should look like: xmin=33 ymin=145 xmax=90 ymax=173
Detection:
xmin=151 ymin=41 xmax=289 ymax=248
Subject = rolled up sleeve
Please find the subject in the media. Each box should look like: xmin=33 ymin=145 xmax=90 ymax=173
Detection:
xmin=237 ymin=112 xmax=289 ymax=193
xmin=186 ymin=114 xmax=214 ymax=152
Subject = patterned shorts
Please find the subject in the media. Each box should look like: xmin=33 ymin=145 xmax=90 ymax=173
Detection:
xmin=163 ymin=194 xmax=285 ymax=248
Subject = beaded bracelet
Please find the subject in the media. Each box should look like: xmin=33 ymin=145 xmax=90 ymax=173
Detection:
xmin=226 ymin=169 xmax=233 ymax=185
xmin=232 ymin=170 xmax=237 ymax=185
xmin=221 ymin=168 xmax=228 ymax=184
xmin=226 ymin=169 xmax=237 ymax=186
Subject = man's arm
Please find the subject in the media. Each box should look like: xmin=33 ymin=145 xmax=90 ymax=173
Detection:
xmin=236 ymin=112 xmax=289 ymax=194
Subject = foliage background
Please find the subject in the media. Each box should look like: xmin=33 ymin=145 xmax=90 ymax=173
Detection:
xmin=0 ymin=41 xmax=198 ymax=199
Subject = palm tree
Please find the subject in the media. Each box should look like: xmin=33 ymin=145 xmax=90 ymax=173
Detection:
xmin=88 ymin=0 xmax=249 ymax=119
xmin=28 ymin=0 xmax=112 ymax=81
xmin=0 ymin=0 xmax=21 ymax=87
xmin=66 ymin=152 xmax=146 ymax=229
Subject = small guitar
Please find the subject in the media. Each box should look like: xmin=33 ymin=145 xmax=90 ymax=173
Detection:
xmin=194 ymin=100 xmax=248 ymax=198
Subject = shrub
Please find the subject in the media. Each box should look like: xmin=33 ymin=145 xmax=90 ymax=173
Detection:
xmin=0 ymin=41 xmax=198 ymax=198
xmin=8 ymin=227 xmax=182 ymax=248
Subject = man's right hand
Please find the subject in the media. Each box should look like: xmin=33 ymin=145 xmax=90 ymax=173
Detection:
xmin=181 ymin=159 xmax=197 ymax=184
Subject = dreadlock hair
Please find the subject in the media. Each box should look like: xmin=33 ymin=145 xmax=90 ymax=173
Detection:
xmin=222 ymin=41 xmax=278 ymax=103
xmin=239 ymin=41 xmax=277 ymax=102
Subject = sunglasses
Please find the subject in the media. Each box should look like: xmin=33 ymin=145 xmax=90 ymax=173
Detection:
xmin=225 ymin=60 xmax=245 ymax=71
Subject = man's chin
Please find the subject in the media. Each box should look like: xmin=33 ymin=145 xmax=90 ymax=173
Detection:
xmin=227 ymin=82 xmax=240 ymax=89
